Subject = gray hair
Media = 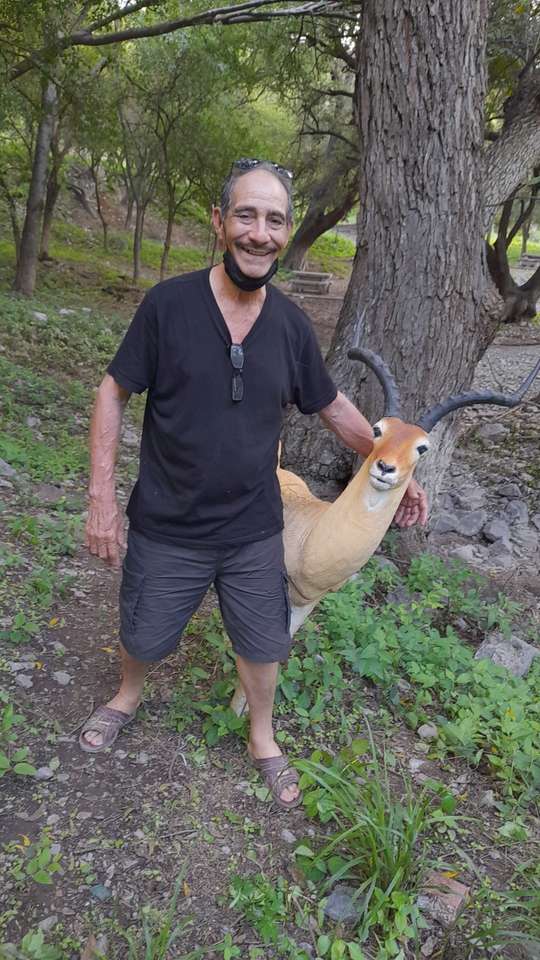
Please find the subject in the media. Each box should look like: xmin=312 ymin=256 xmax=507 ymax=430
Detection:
xmin=220 ymin=162 xmax=294 ymax=224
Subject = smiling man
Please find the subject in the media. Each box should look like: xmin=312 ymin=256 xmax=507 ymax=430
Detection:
xmin=82 ymin=159 xmax=427 ymax=809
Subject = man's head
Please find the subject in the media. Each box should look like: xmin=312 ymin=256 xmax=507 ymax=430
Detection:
xmin=212 ymin=160 xmax=293 ymax=284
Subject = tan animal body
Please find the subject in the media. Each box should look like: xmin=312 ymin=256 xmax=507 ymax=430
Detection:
xmin=230 ymin=348 xmax=540 ymax=716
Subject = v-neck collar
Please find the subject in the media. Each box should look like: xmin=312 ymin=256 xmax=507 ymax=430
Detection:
xmin=202 ymin=267 xmax=273 ymax=347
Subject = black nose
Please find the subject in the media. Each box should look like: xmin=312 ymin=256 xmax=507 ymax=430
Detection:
xmin=377 ymin=459 xmax=396 ymax=475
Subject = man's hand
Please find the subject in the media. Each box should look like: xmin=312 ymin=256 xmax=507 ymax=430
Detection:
xmin=394 ymin=478 xmax=428 ymax=529
xmin=85 ymin=496 xmax=126 ymax=568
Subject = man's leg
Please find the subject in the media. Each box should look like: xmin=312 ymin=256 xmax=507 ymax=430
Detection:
xmin=81 ymin=644 xmax=148 ymax=748
xmin=235 ymin=655 xmax=299 ymax=805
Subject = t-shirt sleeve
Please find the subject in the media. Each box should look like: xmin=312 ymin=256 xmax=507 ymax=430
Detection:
xmin=293 ymin=323 xmax=338 ymax=415
xmin=106 ymin=294 xmax=157 ymax=394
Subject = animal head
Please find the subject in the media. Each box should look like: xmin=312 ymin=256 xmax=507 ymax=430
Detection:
xmin=348 ymin=347 xmax=540 ymax=494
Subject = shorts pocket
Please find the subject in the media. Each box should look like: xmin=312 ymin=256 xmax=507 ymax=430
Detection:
xmin=120 ymin=566 xmax=146 ymax=633
xmin=282 ymin=572 xmax=291 ymax=635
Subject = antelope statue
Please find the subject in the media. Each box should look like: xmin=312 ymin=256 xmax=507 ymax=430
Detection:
xmin=230 ymin=348 xmax=540 ymax=716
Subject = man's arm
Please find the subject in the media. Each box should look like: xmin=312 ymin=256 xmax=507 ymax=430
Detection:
xmin=85 ymin=373 xmax=131 ymax=568
xmin=318 ymin=391 xmax=428 ymax=528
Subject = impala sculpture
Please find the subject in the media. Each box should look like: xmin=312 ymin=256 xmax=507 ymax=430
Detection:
xmin=230 ymin=348 xmax=540 ymax=716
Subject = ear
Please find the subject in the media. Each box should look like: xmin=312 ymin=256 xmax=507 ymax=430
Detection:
xmin=211 ymin=206 xmax=225 ymax=244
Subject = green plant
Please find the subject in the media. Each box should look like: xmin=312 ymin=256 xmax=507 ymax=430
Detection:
xmin=0 ymin=691 xmax=36 ymax=778
xmin=119 ymin=869 xmax=206 ymax=960
xmin=295 ymin=737 xmax=455 ymax=957
xmin=8 ymin=831 xmax=62 ymax=887
xmin=0 ymin=929 xmax=64 ymax=959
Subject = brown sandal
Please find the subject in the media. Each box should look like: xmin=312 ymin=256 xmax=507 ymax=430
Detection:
xmin=249 ymin=752 xmax=303 ymax=811
xmin=79 ymin=705 xmax=136 ymax=753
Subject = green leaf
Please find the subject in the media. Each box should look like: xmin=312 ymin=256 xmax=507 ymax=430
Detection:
xmin=32 ymin=869 xmax=54 ymax=885
xmin=347 ymin=944 xmax=365 ymax=960
xmin=294 ymin=845 xmax=314 ymax=858
xmin=13 ymin=762 xmax=37 ymax=775
xmin=440 ymin=793 xmax=457 ymax=814
xmin=317 ymin=934 xmax=331 ymax=956
xmin=0 ymin=752 xmax=11 ymax=769
xmin=350 ymin=738 xmax=368 ymax=756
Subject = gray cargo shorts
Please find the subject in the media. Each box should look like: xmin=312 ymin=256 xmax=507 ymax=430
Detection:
xmin=119 ymin=527 xmax=292 ymax=664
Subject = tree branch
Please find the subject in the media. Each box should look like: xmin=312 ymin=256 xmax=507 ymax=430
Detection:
xmin=8 ymin=0 xmax=360 ymax=80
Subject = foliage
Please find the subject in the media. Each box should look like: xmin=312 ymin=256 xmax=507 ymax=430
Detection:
xmin=0 ymin=691 xmax=36 ymax=779
xmin=313 ymin=557 xmax=539 ymax=800
xmin=0 ymin=929 xmax=64 ymax=959
xmin=5 ymin=830 xmax=62 ymax=887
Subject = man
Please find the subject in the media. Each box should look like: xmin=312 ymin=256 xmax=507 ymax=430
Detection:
xmin=82 ymin=159 xmax=427 ymax=809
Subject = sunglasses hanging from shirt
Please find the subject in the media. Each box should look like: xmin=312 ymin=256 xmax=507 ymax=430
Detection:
xmin=230 ymin=343 xmax=244 ymax=402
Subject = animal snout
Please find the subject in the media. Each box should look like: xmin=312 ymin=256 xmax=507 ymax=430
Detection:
xmin=376 ymin=459 xmax=396 ymax=475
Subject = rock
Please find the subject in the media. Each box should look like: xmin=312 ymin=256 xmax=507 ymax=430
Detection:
xmin=52 ymin=641 xmax=66 ymax=654
xmin=397 ymin=678 xmax=413 ymax=696
xmin=437 ymin=492 xmax=455 ymax=511
xmin=0 ymin=478 xmax=13 ymax=489
xmin=418 ymin=871 xmax=469 ymax=928
xmin=386 ymin=585 xmax=421 ymax=607
xmin=417 ymin=723 xmax=438 ymax=741
xmin=220 ymin=845 xmax=232 ymax=855
xmin=476 ymin=422 xmax=508 ymax=441
xmin=56 ymin=773 xmax=69 ymax=783
xmin=298 ymin=943 xmax=314 ymax=958
xmin=36 ymin=767 xmax=54 ymax=780
xmin=475 ymin=632 xmax=540 ymax=678
xmin=371 ymin=555 xmax=400 ymax=576
xmin=52 ymin=671 xmax=72 ymax=686
xmin=122 ymin=428 xmax=139 ymax=447
xmin=32 ymin=311 xmax=48 ymax=323
xmin=505 ymin=499 xmax=529 ymax=524
xmin=482 ymin=519 xmax=511 ymax=543
xmin=487 ymin=538 xmax=513 ymax=558
xmin=8 ymin=661 xmax=28 ymax=673
xmin=430 ymin=509 xmax=487 ymax=538
xmin=480 ymin=790 xmax=497 ymax=808
xmin=0 ymin=458 xmax=16 ymax=477
xmin=15 ymin=675 xmax=33 ymax=689
xmin=421 ymin=935 xmax=439 ymax=957
xmin=38 ymin=915 xmax=58 ymax=934
xmin=281 ymin=829 xmax=297 ymax=845
xmin=114 ymin=750 xmax=128 ymax=760
xmin=25 ymin=415 xmax=41 ymax=428
xmin=497 ymin=482 xmax=522 ymax=499
xmin=409 ymin=758 xmax=426 ymax=774
xmin=511 ymin=524 xmax=539 ymax=555
xmin=532 ymin=513 xmax=540 ymax=532
xmin=90 ymin=884 xmax=113 ymax=902
xmin=450 ymin=545 xmax=477 ymax=563
xmin=35 ymin=482 xmax=64 ymax=503
xmin=323 ymin=884 xmax=364 ymax=923
xmin=452 ymin=485 xmax=487 ymax=510
xmin=81 ymin=307 xmax=91 ymax=314
xmin=136 ymin=751 xmax=149 ymax=765
xmin=77 ymin=811 xmax=93 ymax=821
xmin=521 ymin=941 xmax=540 ymax=960
xmin=59 ymin=308 xmax=77 ymax=316
xmin=46 ymin=814 xmax=60 ymax=826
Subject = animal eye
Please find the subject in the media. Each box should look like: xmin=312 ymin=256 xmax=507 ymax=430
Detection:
xmin=373 ymin=425 xmax=382 ymax=438
xmin=417 ymin=444 xmax=428 ymax=455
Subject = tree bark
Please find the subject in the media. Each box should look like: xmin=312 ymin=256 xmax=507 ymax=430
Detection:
xmin=132 ymin=201 xmax=146 ymax=284
xmin=160 ymin=192 xmax=175 ymax=281
xmin=90 ymin=158 xmax=109 ymax=251
xmin=282 ymin=0 xmax=489 ymax=508
xmin=39 ymin=162 xmax=61 ymax=259
xmin=14 ymin=80 xmax=58 ymax=296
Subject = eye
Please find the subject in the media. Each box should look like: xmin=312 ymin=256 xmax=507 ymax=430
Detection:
xmin=373 ymin=424 xmax=382 ymax=438
xmin=417 ymin=444 xmax=429 ymax=455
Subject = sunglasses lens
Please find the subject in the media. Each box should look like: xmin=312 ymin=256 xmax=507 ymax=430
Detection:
xmin=230 ymin=344 xmax=244 ymax=370
xmin=232 ymin=373 xmax=244 ymax=402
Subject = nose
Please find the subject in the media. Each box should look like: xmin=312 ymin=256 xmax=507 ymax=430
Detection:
xmin=248 ymin=217 xmax=270 ymax=244
xmin=377 ymin=459 xmax=396 ymax=475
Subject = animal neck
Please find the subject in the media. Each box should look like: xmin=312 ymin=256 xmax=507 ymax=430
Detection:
xmin=293 ymin=458 xmax=412 ymax=602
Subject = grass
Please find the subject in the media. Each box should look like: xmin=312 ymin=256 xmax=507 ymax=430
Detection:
xmin=307 ymin=231 xmax=356 ymax=277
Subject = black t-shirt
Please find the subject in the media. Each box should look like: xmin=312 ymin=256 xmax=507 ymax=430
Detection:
xmin=107 ymin=268 xmax=337 ymax=546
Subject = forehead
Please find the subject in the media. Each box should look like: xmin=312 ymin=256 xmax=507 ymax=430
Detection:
xmin=229 ymin=169 xmax=289 ymax=215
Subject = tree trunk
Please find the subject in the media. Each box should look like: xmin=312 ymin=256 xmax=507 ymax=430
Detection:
xmin=14 ymin=80 xmax=58 ymax=296
xmin=160 ymin=193 xmax=175 ymax=281
xmin=283 ymin=0 xmax=490 ymax=510
xmin=39 ymin=164 xmax=61 ymax=259
xmin=282 ymin=186 xmax=357 ymax=271
xmin=132 ymin=201 xmax=146 ymax=284
xmin=90 ymin=159 xmax=109 ymax=251
xmin=0 ymin=175 xmax=22 ymax=267
xmin=283 ymin=169 xmax=358 ymax=270
xmin=521 ymin=214 xmax=531 ymax=259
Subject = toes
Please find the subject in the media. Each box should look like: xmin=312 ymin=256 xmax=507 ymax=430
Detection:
xmin=82 ymin=731 xmax=103 ymax=747
xmin=280 ymin=784 xmax=300 ymax=803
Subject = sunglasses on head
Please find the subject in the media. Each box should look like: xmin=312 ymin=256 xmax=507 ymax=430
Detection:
xmin=232 ymin=158 xmax=293 ymax=180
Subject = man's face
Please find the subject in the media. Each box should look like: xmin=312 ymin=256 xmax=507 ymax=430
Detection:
xmin=212 ymin=170 xmax=292 ymax=278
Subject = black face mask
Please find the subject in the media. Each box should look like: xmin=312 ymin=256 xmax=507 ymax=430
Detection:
xmin=223 ymin=250 xmax=278 ymax=291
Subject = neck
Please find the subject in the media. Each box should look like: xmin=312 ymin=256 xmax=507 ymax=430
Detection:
xmin=295 ymin=458 xmax=413 ymax=601
xmin=211 ymin=264 xmax=266 ymax=307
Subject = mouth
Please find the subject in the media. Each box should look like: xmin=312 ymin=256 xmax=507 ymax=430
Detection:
xmin=369 ymin=472 xmax=396 ymax=491
xmin=237 ymin=245 xmax=276 ymax=258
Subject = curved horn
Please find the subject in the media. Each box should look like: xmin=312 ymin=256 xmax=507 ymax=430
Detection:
xmin=347 ymin=347 xmax=402 ymax=418
xmin=417 ymin=358 xmax=540 ymax=432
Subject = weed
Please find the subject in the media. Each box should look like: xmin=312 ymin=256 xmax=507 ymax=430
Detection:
xmin=6 ymin=831 xmax=62 ymax=887
xmin=0 ymin=691 xmax=36 ymax=778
